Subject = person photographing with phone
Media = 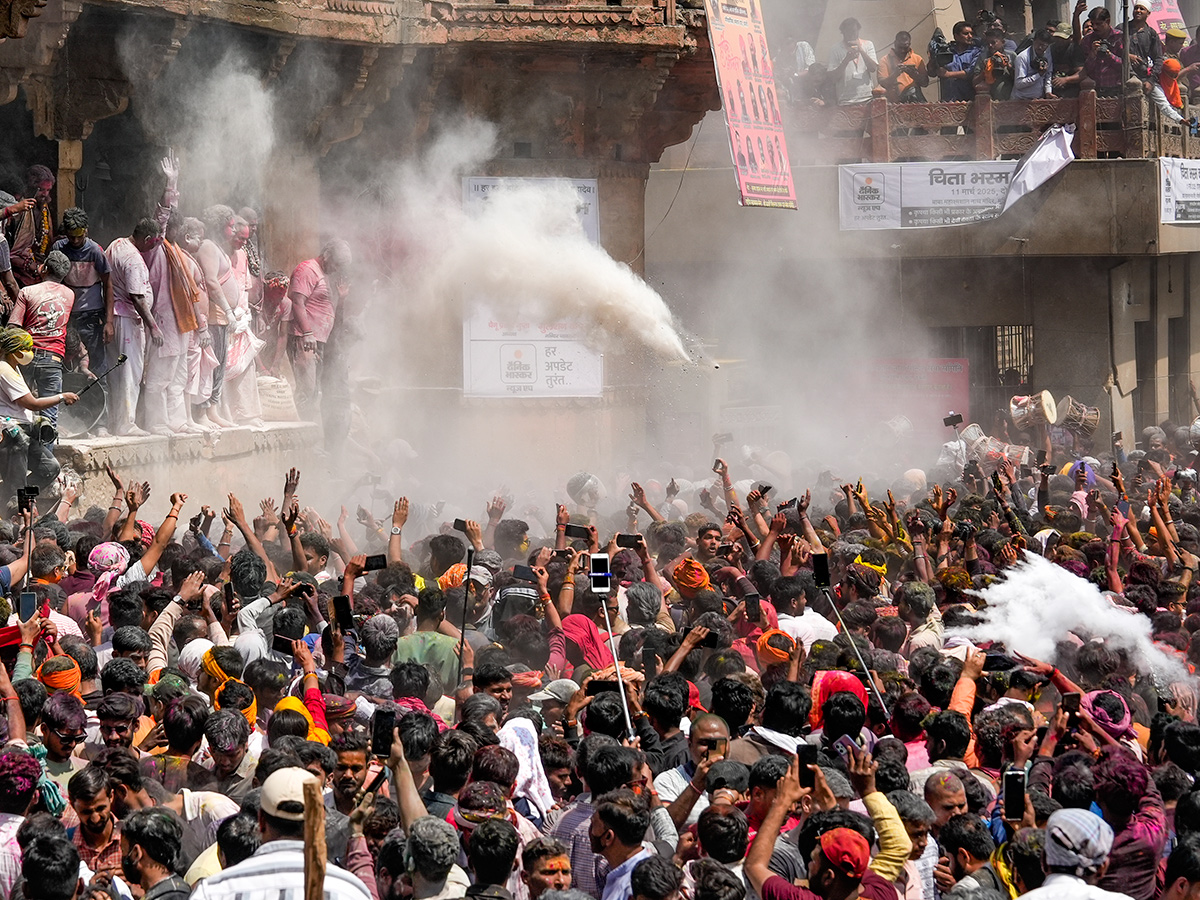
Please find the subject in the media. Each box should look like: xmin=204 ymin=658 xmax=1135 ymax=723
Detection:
xmin=652 ymin=713 xmax=730 ymax=828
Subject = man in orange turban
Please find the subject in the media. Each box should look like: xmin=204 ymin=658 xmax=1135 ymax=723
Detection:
xmin=673 ymin=557 xmax=712 ymax=598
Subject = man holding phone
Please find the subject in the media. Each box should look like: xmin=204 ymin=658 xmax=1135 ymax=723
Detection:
xmin=652 ymin=713 xmax=730 ymax=828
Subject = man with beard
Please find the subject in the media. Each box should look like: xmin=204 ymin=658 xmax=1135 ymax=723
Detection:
xmin=6 ymin=165 xmax=55 ymax=286
xmin=328 ymin=731 xmax=371 ymax=859
xmin=203 ymin=709 xmax=256 ymax=802
xmin=68 ymin=765 xmax=123 ymax=880
xmin=119 ymin=807 xmax=189 ymax=900
xmin=81 ymin=692 xmax=142 ymax=760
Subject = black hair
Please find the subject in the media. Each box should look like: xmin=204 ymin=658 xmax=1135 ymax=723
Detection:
xmin=761 ymin=681 xmax=811 ymax=736
xmin=594 ymin=788 xmax=651 ymax=846
xmin=710 ymin=678 xmax=755 ymax=732
xmin=939 ymin=812 xmax=997 ymax=861
xmin=821 ymin=692 xmax=866 ymax=742
xmin=66 ymin=765 xmax=111 ymax=803
xmin=473 ymin=663 xmax=512 ymax=690
xmin=100 ymin=657 xmax=147 ymax=695
xmin=229 ymin=548 xmax=267 ymax=599
xmin=631 ymin=855 xmax=683 ymax=900
xmin=585 ymin=745 xmax=638 ymax=796
xmin=391 ymin=662 xmax=431 ymax=700
xmin=164 ymin=696 xmax=209 ymax=752
xmin=642 ymin=674 xmax=688 ymax=729
xmin=696 ymin=804 xmax=749 ymax=864
xmin=469 ymin=818 xmax=520 ymax=885
xmin=21 ymin=836 xmax=79 ymax=900
xmin=217 ymin=811 xmax=260 ymax=867
xmin=123 ymin=807 xmax=184 ymax=869
xmin=692 ymin=858 xmax=746 ymax=900
xmin=748 ymin=754 xmax=790 ymax=792
xmin=925 ymin=710 xmax=971 ymax=762
xmin=431 ymin=730 xmax=478 ymax=793
xmin=584 ymin=692 xmax=626 ymax=740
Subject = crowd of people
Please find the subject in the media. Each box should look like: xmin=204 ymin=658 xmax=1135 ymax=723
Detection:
xmin=0 ymin=418 xmax=1190 ymax=900
xmin=790 ymin=4 xmax=1200 ymax=124
xmin=0 ymin=151 xmax=353 ymax=500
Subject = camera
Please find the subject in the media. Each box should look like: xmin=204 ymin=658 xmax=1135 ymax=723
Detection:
xmin=977 ymin=8 xmax=1000 ymax=25
xmin=928 ymin=28 xmax=954 ymax=69
xmin=1035 ymin=56 xmax=1049 ymax=74
xmin=954 ymin=520 xmax=977 ymax=542
xmin=1096 ymin=39 xmax=1111 ymax=56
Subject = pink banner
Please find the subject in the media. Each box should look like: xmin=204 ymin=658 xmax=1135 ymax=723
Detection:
xmin=1146 ymin=0 xmax=1188 ymax=35
xmin=703 ymin=0 xmax=796 ymax=209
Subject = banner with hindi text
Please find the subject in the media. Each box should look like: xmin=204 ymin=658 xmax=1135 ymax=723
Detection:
xmin=703 ymin=0 xmax=796 ymax=209
xmin=839 ymin=160 xmax=1018 ymax=230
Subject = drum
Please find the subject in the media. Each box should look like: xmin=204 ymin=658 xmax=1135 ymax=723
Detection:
xmin=974 ymin=437 xmax=1033 ymax=474
xmin=1057 ymin=395 xmax=1101 ymax=438
xmin=57 ymin=371 xmax=106 ymax=439
xmin=1010 ymin=391 xmax=1058 ymax=431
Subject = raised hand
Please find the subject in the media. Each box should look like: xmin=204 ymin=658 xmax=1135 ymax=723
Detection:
xmin=224 ymin=493 xmax=246 ymax=526
xmin=392 ymin=497 xmax=409 ymax=530
xmin=260 ymin=498 xmax=279 ymax=524
xmin=284 ymin=467 xmax=301 ymax=499
xmin=104 ymin=463 xmax=123 ymax=493
xmin=487 ymin=495 xmax=506 ymax=523
xmin=629 ymin=482 xmax=648 ymax=508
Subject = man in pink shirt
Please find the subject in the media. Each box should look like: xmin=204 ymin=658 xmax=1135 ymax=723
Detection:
xmin=105 ymin=220 xmax=165 ymax=437
xmin=287 ymin=240 xmax=351 ymax=417
xmin=10 ymin=249 xmax=75 ymax=435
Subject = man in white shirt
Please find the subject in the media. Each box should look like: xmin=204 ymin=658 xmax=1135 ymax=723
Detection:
xmin=1018 ymin=808 xmax=1134 ymax=900
xmin=828 ymin=17 xmax=877 ymax=104
xmin=653 ymin=714 xmax=730 ymax=828
xmin=1013 ymin=28 xmax=1055 ymax=99
xmin=191 ymin=768 xmax=371 ymax=900
xmin=772 ymin=574 xmax=837 ymax=650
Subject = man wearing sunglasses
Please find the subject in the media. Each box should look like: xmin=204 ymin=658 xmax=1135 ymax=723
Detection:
xmin=40 ymin=691 xmax=88 ymax=790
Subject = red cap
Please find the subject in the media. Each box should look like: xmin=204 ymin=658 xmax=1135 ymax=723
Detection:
xmin=687 ymin=681 xmax=707 ymax=713
xmin=820 ymin=828 xmax=870 ymax=878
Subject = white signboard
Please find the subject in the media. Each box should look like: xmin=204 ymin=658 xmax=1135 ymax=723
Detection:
xmin=839 ymin=161 xmax=1018 ymax=230
xmin=461 ymin=177 xmax=603 ymax=398
xmin=462 ymin=314 xmax=605 ymax=398
xmin=1160 ymin=157 xmax=1200 ymax=223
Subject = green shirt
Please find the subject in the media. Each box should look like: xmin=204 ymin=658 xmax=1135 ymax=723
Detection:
xmin=393 ymin=631 xmax=461 ymax=689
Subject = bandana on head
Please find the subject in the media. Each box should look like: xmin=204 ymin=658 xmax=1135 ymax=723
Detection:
xmin=756 ymin=629 xmax=795 ymax=666
xmin=275 ymin=695 xmax=330 ymax=744
xmin=437 ymin=563 xmax=467 ymax=592
xmin=809 ymin=670 xmax=869 ymax=730
xmin=215 ymin=679 xmax=258 ymax=729
xmin=1081 ymin=689 xmax=1137 ymax=741
xmin=137 ymin=520 xmax=155 ymax=548
xmin=37 ymin=656 xmax=82 ymax=699
xmin=176 ymin=639 xmax=214 ymax=683
xmin=510 ymin=670 xmax=543 ymax=690
xmin=673 ymin=557 xmax=711 ymax=597
xmin=324 ymin=694 xmax=357 ymax=721
xmin=561 ymin=614 xmax=617 ymax=672
xmin=88 ymin=542 xmax=131 ymax=608
xmin=201 ymin=649 xmax=233 ymax=687
xmin=852 ymin=555 xmax=888 ymax=578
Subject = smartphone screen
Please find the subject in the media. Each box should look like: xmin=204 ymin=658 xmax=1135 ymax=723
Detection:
xmin=1062 ymin=692 xmax=1081 ymax=714
xmin=273 ymin=633 xmax=296 ymax=656
xmin=589 ymin=553 xmax=611 ymax=594
xmin=796 ymin=743 xmax=818 ymax=787
xmin=370 ymin=708 xmax=396 ymax=758
xmin=1003 ymin=770 xmax=1026 ymax=819
xmin=564 ymin=523 xmax=590 ymax=540
xmin=615 ymin=534 xmax=640 ymax=549
xmin=513 ymin=565 xmax=539 ymax=583
xmin=745 ymin=593 xmax=761 ymax=623
xmin=363 ymin=554 xmax=388 ymax=572
xmin=812 ymin=553 xmax=831 ymax=588
xmin=223 ymin=582 xmax=234 ymax=612
xmin=333 ymin=595 xmax=354 ymax=631
xmin=643 ymin=645 xmax=657 ymax=679
xmin=453 ymin=518 xmax=468 ymax=533
xmin=586 ymin=680 xmax=619 ymax=696
xmin=18 ymin=592 xmax=36 ymax=623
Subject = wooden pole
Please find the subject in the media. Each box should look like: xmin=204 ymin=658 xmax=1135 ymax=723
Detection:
xmin=303 ymin=780 xmax=327 ymax=900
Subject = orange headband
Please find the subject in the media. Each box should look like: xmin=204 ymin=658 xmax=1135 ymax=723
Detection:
xmin=201 ymin=649 xmax=233 ymax=687
xmin=37 ymin=656 xmax=82 ymax=699
xmin=756 ymin=629 xmax=795 ymax=666
xmin=673 ymin=557 xmax=711 ymax=597
xmin=215 ymin=679 xmax=258 ymax=729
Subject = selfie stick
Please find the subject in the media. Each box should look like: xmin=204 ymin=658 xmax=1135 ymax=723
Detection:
xmin=456 ymin=546 xmax=474 ymax=686
xmin=820 ymin=585 xmax=891 ymax=720
xmin=77 ymin=354 xmax=127 ymax=397
xmin=596 ymin=570 xmax=635 ymax=741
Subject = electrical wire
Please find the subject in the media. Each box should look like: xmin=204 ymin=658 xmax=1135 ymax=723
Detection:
xmin=629 ymin=117 xmax=705 ymax=266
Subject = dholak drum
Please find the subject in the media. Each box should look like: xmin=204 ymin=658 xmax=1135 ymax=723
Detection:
xmin=1010 ymin=390 xmax=1058 ymax=431
xmin=1057 ymin=395 xmax=1101 ymax=438
xmin=57 ymin=372 xmax=106 ymax=439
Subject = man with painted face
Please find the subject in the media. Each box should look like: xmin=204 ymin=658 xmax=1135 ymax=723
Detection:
xmin=195 ymin=204 xmax=240 ymax=429
xmin=10 ymin=249 xmax=75 ymax=435
xmin=0 ymin=325 xmax=77 ymax=500
xmin=105 ymin=218 xmax=165 ymax=436
xmin=52 ymin=206 xmax=111 ymax=377
xmin=6 ymin=164 xmax=55 ymax=286
xmin=286 ymin=239 xmax=351 ymax=418
xmin=143 ymin=152 xmax=207 ymax=436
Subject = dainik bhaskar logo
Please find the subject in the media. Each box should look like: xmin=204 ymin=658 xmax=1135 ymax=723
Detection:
xmin=852 ymin=173 xmax=885 ymax=206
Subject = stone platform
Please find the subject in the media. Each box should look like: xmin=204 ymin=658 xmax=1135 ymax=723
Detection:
xmin=53 ymin=422 xmax=325 ymax=516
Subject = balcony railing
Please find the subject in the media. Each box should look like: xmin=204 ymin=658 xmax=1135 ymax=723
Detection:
xmin=787 ymin=80 xmax=1200 ymax=164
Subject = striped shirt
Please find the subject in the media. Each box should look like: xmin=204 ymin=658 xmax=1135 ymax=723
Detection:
xmin=190 ymin=840 xmax=371 ymax=900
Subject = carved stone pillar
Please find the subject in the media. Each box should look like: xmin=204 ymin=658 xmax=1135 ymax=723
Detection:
xmin=56 ymin=138 xmax=81 ymax=221
xmin=262 ymin=152 xmax=320 ymax=276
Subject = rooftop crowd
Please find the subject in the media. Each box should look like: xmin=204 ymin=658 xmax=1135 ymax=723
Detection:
xmin=792 ymin=3 xmax=1200 ymax=124
xmin=0 ymin=405 xmax=1189 ymax=900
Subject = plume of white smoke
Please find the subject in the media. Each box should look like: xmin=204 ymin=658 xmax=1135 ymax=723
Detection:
xmin=382 ymin=120 xmax=690 ymax=361
xmin=954 ymin=554 xmax=1187 ymax=681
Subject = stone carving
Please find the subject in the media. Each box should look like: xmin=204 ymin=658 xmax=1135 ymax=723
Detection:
xmin=1 ymin=0 xmax=48 ymax=39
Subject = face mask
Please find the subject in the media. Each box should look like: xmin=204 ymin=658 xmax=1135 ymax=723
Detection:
xmin=13 ymin=350 xmax=32 ymax=366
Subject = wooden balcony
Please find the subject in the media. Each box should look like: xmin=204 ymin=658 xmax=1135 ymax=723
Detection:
xmin=786 ymin=81 xmax=1200 ymax=165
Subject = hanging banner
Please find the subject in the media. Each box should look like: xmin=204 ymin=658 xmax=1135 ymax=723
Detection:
xmin=839 ymin=160 xmax=1018 ymax=230
xmin=1145 ymin=0 xmax=1188 ymax=35
xmin=461 ymin=177 xmax=605 ymax=398
xmin=1159 ymin=157 xmax=1200 ymax=223
xmin=702 ymin=0 xmax=796 ymax=209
